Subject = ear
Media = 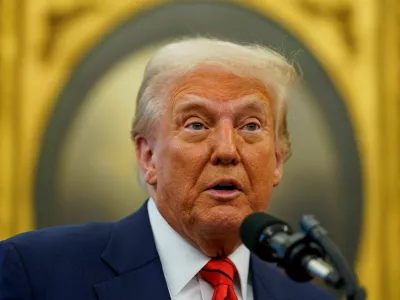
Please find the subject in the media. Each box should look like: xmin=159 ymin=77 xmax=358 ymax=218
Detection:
xmin=273 ymin=147 xmax=284 ymax=187
xmin=134 ymin=135 xmax=157 ymax=186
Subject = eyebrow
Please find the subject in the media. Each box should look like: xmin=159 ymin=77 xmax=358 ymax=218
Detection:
xmin=173 ymin=95 xmax=270 ymax=116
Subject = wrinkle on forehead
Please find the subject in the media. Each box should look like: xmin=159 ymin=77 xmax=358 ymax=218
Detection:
xmin=173 ymin=94 xmax=270 ymax=118
xmin=168 ymin=66 xmax=271 ymax=104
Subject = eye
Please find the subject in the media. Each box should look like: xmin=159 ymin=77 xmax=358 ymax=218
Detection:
xmin=186 ymin=122 xmax=206 ymax=131
xmin=242 ymin=122 xmax=260 ymax=131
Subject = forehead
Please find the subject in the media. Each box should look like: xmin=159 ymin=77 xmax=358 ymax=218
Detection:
xmin=168 ymin=67 xmax=271 ymax=109
xmin=172 ymin=94 xmax=269 ymax=117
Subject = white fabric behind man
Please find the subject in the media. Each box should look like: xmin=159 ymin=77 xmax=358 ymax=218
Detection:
xmin=148 ymin=198 xmax=253 ymax=300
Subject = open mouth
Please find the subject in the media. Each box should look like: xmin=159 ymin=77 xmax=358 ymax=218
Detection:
xmin=206 ymin=180 xmax=242 ymax=198
xmin=211 ymin=184 xmax=238 ymax=191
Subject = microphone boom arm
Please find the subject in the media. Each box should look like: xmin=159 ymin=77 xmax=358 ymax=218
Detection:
xmin=300 ymin=215 xmax=366 ymax=300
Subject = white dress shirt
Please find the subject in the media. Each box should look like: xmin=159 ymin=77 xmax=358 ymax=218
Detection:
xmin=148 ymin=198 xmax=253 ymax=300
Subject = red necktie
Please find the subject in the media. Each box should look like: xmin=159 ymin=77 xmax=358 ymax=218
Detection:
xmin=200 ymin=258 xmax=239 ymax=300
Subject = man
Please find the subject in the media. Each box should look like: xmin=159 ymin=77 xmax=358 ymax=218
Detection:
xmin=0 ymin=38 xmax=335 ymax=299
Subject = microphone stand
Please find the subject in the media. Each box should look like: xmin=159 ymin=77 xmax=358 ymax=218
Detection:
xmin=300 ymin=216 xmax=366 ymax=300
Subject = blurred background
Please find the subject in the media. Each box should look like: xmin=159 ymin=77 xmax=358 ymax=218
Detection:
xmin=0 ymin=0 xmax=398 ymax=299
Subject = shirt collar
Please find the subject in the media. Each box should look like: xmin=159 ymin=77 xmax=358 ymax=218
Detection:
xmin=148 ymin=197 xmax=250 ymax=299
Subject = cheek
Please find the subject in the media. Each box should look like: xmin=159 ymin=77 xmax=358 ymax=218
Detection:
xmin=245 ymin=150 xmax=276 ymax=212
xmin=156 ymin=139 xmax=211 ymax=220
xmin=157 ymin=138 xmax=209 ymax=188
xmin=244 ymin=143 xmax=276 ymax=186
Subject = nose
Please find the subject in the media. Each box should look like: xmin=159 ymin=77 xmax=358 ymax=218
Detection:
xmin=210 ymin=120 xmax=240 ymax=165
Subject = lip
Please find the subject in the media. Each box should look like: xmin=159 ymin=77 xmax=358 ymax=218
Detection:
xmin=205 ymin=178 xmax=243 ymax=200
xmin=205 ymin=188 xmax=242 ymax=200
xmin=207 ymin=178 xmax=243 ymax=192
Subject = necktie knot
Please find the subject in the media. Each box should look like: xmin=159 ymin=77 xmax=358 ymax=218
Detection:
xmin=200 ymin=258 xmax=238 ymax=300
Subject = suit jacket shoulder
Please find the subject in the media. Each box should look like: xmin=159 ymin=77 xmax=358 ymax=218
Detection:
xmin=0 ymin=220 xmax=116 ymax=300
xmin=0 ymin=202 xmax=169 ymax=300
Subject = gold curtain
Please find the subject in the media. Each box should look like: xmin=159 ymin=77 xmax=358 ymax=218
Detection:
xmin=0 ymin=0 xmax=399 ymax=298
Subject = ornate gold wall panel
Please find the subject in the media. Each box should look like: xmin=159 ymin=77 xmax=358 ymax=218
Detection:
xmin=0 ymin=0 xmax=399 ymax=298
xmin=356 ymin=1 xmax=400 ymax=298
xmin=0 ymin=0 xmax=30 ymax=241
xmin=0 ymin=0 xmax=166 ymax=238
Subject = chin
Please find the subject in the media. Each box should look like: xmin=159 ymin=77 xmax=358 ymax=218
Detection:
xmin=197 ymin=209 xmax=243 ymax=234
xmin=211 ymin=204 xmax=250 ymax=222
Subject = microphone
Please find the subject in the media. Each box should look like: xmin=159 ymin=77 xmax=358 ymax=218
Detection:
xmin=240 ymin=212 xmax=342 ymax=288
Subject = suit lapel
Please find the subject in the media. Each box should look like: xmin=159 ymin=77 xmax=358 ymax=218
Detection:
xmin=94 ymin=201 xmax=170 ymax=300
xmin=94 ymin=258 xmax=170 ymax=300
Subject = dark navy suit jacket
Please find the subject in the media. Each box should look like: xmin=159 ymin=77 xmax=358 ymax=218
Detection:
xmin=0 ymin=202 xmax=335 ymax=300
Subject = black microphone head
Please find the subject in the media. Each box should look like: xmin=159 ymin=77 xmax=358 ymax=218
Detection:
xmin=240 ymin=212 xmax=287 ymax=253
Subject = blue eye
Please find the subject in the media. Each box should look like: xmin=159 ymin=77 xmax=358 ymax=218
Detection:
xmin=187 ymin=122 xmax=205 ymax=130
xmin=243 ymin=123 xmax=259 ymax=131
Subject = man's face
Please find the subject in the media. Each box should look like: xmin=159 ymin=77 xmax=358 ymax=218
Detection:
xmin=136 ymin=67 xmax=284 ymax=256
